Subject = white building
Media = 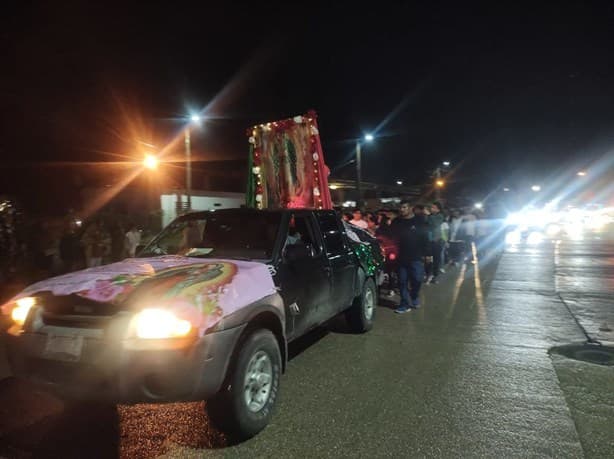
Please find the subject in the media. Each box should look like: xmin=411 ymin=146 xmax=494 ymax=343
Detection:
xmin=161 ymin=190 xmax=245 ymax=227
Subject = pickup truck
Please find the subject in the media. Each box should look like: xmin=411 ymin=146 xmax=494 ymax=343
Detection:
xmin=2 ymin=208 xmax=382 ymax=441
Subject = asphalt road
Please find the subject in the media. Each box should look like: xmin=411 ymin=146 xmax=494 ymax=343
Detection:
xmin=0 ymin=231 xmax=612 ymax=458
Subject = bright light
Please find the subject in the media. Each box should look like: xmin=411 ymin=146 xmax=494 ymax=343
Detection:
xmin=586 ymin=214 xmax=609 ymax=230
xmin=143 ymin=154 xmax=159 ymax=170
xmin=329 ymin=184 xmax=338 ymax=190
xmin=474 ymin=202 xmax=483 ymax=209
xmin=577 ymin=171 xmax=586 ymax=176
xmin=564 ymin=224 xmax=583 ymax=240
xmin=505 ymin=231 xmax=522 ymax=245
xmin=442 ymin=161 xmax=451 ymax=167
xmin=364 ymin=134 xmax=374 ymax=142
xmin=190 ymin=114 xmax=201 ymax=122
xmin=527 ymin=231 xmax=544 ymax=245
xmin=75 ymin=219 xmax=82 ymax=227
xmin=546 ymin=224 xmax=561 ymax=237
xmin=531 ymin=185 xmax=541 ymax=192
xmin=505 ymin=212 xmax=523 ymax=226
xmin=435 ymin=179 xmax=445 ymax=188
xmin=134 ymin=308 xmax=192 ymax=339
xmin=503 ymin=187 xmax=510 ymax=192
xmin=396 ymin=180 xmax=403 ymax=185
xmin=342 ymin=200 xmax=356 ymax=208
xmin=12 ymin=297 xmax=36 ymax=325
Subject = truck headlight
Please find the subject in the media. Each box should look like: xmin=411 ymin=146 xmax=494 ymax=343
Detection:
xmin=11 ymin=297 xmax=36 ymax=325
xmin=133 ymin=308 xmax=192 ymax=339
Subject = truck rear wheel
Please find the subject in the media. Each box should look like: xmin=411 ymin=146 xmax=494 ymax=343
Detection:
xmin=346 ymin=278 xmax=376 ymax=333
xmin=206 ymin=329 xmax=281 ymax=442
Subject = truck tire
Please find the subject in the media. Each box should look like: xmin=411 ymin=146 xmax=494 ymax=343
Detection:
xmin=206 ymin=329 xmax=281 ymax=442
xmin=346 ymin=278 xmax=376 ymax=333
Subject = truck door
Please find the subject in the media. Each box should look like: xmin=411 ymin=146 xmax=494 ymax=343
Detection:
xmin=316 ymin=211 xmax=356 ymax=313
xmin=275 ymin=212 xmax=330 ymax=340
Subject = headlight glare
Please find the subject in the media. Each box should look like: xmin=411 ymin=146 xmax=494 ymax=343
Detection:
xmin=134 ymin=308 xmax=192 ymax=339
xmin=11 ymin=297 xmax=36 ymax=325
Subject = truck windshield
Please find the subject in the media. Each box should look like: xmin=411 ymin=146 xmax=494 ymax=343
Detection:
xmin=140 ymin=212 xmax=281 ymax=260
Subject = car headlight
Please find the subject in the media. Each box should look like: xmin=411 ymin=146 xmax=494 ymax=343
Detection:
xmin=11 ymin=297 xmax=36 ymax=325
xmin=133 ymin=308 xmax=192 ymax=339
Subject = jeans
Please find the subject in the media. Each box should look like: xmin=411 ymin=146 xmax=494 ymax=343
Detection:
xmin=398 ymin=261 xmax=425 ymax=308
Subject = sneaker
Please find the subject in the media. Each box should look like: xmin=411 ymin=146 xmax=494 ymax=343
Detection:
xmin=394 ymin=306 xmax=410 ymax=314
xmin=426 ymin=275 xmax=434 ymax=284
xmin=439 ymin=268 xmax=446 ymax=274
xmin=411 ymin=298 xmax=421 ymax=308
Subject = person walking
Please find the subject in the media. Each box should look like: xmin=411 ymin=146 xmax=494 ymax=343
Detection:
xmin=461 ymin=210 xmax=477 ymax=263
xmin=427 ymin=202 xmax=445 ymax=283
xmin=82 ymin=220 xmax=110 ymax=267
xmin=349 ymin=208 xmax=368 ymax=229
xmin=390 ymin=202 xmax=431 ymax=313
xmin=124 ymin=223 xmax=141 ymax=258
xmin=376 ymin=214 xmax=397 ymax=296
xmin=59 ymin=220 xmax=81 ymax=273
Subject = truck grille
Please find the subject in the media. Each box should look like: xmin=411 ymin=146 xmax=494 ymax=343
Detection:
xmin=38 ymin=294 xmax=120 ymax=329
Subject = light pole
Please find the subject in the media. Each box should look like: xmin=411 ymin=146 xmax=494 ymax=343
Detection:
xmin=185 ymin=114 xmax=201 ymax=210
xmin=434 ymin=161 xmax=449 ymax=200
xmin=356 ymin=133 xmax=373 ymax=208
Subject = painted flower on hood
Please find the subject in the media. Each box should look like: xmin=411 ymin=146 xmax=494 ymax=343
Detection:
xmin=80 ymin=280 xmax=125 ymax=303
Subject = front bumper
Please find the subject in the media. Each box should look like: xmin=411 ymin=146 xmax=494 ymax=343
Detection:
xmin=4 ymin=324 xmax=245 ymax=403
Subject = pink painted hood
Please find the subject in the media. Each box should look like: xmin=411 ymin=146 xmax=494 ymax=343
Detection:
xmin=3 ymin=256 xmax=276 ymax=335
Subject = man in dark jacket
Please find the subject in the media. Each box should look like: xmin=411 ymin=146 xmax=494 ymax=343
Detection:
xmin=390 ymin=201 xmax=431 ymax=313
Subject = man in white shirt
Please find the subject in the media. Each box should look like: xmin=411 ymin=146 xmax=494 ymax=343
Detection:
xmin=349 ymin=208 xmax=368 ymax=229
xmin=124 ymin=224 xmax=141 ymax=258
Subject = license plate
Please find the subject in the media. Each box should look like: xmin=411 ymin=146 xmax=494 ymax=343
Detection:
xmin=44 ymin=335 xmax=84 ymax=362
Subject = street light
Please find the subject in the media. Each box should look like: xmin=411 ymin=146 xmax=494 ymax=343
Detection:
xmin=442 ymin=161 xmax=451 ymax=167
xmin=577 ymin=171 xmax=586 ymax=177
xmin=396 ymin=180 xmax=403 ymax=185
xmin=474 ymin=202 xmax=483 ymax=209
xmin=143 ymin=154 xmax=159 ymax=170
xmin=503 ymin=187 xmax=510 ymax=192
xmin=185 ymin=113 xmax=202 ymax=210
xmin=435 ymin=179 xmax=445 ymax=188
xmin=355 ymin=133 xmax=374 ymax=208
xmin=531 ymin=185 xmax=541 ymax=192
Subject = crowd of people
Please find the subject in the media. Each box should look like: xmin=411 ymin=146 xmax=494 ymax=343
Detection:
xmin=342 ymin=201 xmax=500 ymax=314
xmin=0 ymin=216 xmax=143 ymax=285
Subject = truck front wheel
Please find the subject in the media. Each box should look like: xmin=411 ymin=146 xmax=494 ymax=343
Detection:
xmin=346 ymin=278 xmax=376 ymax=333
xmin=206 ymin=329 xmax=281 ymax=442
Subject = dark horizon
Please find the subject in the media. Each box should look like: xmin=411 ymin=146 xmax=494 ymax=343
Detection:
xmin=2 ymin=2 xmax=614 ymax=214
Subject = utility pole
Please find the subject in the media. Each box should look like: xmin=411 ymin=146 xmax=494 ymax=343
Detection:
xmin=185 ymin=127 xmax=192 ymax=211
xmin=355 ymin=140 xmax=362 ymax=208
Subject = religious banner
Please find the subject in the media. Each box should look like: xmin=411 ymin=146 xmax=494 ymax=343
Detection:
xmin=246 ymin=111 xmax=333 ymax=209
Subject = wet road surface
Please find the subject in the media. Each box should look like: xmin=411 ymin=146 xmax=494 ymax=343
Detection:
xmin=0 ymin=233 xmax=612 ymax=458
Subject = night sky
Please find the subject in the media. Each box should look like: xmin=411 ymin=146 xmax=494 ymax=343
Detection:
xmin=2 ymin=2 xmax=614 ymax=212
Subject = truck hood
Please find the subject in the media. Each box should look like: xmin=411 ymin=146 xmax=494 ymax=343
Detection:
xmin=5 ymin=256 xmax=276 ymax=334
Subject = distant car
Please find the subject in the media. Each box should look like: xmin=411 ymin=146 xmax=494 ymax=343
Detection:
xmin=2 ymin=208 xmax=382 ymax=440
